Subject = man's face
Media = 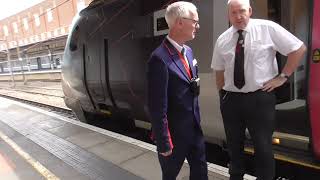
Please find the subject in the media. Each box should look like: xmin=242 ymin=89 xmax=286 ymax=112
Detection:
xmin=228 ymin=1 xmax=252 ymax=29
xmin=179 ymin=11 xmax=200 ymax=41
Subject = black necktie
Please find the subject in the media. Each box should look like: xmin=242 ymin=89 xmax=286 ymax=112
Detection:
xmin=234 ymin=30 xmax=245 ymax=89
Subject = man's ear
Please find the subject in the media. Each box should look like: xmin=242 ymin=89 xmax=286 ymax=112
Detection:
xmin=248 ymin=7 xmax=252 ymax=17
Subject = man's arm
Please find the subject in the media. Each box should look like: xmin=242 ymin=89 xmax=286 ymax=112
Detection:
xmin=215 ymin=70 xmax=225 ymax=90
xmin=147 ymin=54 xmax=173 ymax=156
xmin=211 ymin=39 xmax=225 ymax=91
xmin=262 ymin=44 xmax=307 ymax=92
xmin=281 ymin=44 xmax=307 ymax=76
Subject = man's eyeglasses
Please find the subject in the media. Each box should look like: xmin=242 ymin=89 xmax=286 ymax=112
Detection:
xmin=182 ymin=17 xmax=199 ymax=26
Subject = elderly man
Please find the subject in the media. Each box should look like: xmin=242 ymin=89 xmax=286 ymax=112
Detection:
xmin=147 ymin=1 xmax=208 ymax=180
xmin=211 ymin=0 xmax=306 ymax=179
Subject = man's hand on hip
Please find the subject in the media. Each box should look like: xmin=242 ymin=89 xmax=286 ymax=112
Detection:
xmin=262 ymin=76 xmax=287 ymax=92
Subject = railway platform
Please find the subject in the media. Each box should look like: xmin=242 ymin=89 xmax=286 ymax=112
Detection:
xmin=0 ymin=96 xmax=256 ymax=180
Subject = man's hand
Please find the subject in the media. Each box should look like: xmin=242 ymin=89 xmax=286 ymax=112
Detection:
xmin=160 ymin=149 xmax=172 ymax=157
xmin=262 ymin=76 xmax=287 ymax=92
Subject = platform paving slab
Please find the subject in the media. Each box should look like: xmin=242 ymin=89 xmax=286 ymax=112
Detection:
xmin=0 ymin=121 xmax=21 ymax=139
xmin=65 ymin=131 xmax=112 ymax=149
xmin=120 ymin=151 xmax=190 ymax=180
xmin=88 ymin=140 xmax=147 ymax=165
xmin=47 ymin=122 xmax=92 ymax=139
xmin=34 ymin=117 xmax=67 ymax=130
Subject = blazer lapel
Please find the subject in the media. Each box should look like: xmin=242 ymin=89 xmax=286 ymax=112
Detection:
xmin=186 ymin=48 xmax=196 ymax=78
xmin=174 ymin=55 xmax=191 ymax=81
xmin=163 ymin=39 xmax=190 ymax=83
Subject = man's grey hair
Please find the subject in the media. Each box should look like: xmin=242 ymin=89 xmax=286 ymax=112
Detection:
xmin=165 ymin=1 xmax=197 ymax=28
xmin=227 ymin=0 xmax=250 ymax=7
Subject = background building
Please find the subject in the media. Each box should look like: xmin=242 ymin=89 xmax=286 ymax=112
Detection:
xmin=0 ymin=0 xmax=93 ymax=73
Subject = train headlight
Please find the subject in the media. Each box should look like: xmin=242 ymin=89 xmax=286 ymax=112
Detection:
xmin=272 ymin=138 xmax=281 ymax=145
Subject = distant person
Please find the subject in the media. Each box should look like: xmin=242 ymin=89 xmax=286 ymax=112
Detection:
xmin=147 ymin=1 xmax=208 ymax=180
xmin=211 ymin=0 xmax=306 ymax=179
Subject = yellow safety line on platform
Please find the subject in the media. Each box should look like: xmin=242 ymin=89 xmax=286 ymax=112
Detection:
xmin=0 ymin=130 xmax=60 ymax=180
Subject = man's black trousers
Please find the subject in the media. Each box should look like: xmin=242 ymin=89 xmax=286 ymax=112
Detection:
xmin=220 ymin=89 xmax=276 ymax=180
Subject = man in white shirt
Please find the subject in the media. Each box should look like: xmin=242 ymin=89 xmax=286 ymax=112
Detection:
xmin=211 ymin=0 xmax=306 ymax=180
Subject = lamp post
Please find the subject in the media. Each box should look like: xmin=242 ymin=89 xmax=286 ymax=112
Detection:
xmin=46 ymin=45 xmax=54 ymax=70
xmin=23 ymin=50 xmax=31 ymax=72
xmin=16 ymin=45 xmax=26 ymax=84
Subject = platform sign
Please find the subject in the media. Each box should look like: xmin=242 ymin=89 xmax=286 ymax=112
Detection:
xmin=313 ymin=49 xmax=320 ymax=63
xmin=154 ymin=9 xmax=169 ymax=36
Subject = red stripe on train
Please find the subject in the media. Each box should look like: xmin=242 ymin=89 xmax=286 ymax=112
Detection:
xmin=309 ymin=0 xmax=320 ymax=159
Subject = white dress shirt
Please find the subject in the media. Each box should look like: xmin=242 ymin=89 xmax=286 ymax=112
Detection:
xmin=211 ymin=19 xmax=303 ymax=93
xmin=167 ymin=36 xmax=190 ymax=67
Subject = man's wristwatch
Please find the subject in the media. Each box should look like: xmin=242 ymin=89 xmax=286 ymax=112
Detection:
xmin=279 ymin=73 xmax=289 ymax=80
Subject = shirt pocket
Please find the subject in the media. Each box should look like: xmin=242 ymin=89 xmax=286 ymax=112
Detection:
xmin=221 ymin=52 xmax=235 ymax=69
xmin=250 ymin=40 xmax=272 ymax=66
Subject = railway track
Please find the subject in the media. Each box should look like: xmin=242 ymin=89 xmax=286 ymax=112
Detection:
xmin=0 ymin=93 xmax=77 ymax=120
xmin=0 ymin=82 xmax=67 ymax=109
xmin=0 ymin=85 xmax=64 ymax=97
xmin=2 ymin=88 xmax=63 ymax=98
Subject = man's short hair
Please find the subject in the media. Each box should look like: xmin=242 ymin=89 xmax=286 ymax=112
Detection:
xmin=227 ymin=0 xmax=250 ymax=7
xmin=165 ymin=1 xmax=197 ymax=28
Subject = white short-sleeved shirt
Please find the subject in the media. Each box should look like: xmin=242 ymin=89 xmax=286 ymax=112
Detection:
xmin=211 ymin=19 xmax=303 ymax=93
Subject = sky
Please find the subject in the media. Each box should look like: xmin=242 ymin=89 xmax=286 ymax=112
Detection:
xmin=0 ymin=0 xmax=45 ymax=20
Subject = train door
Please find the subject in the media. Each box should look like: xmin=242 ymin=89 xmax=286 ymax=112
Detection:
xmin=251 ymin=0 xmax=312 ymax=151
xmin=309 ymin=0 xmax=320 ymax=159
xmin=272 ymin=0 xmax=310 ymax=135
xmin=85 ymin=35 xmax=108 ymax=107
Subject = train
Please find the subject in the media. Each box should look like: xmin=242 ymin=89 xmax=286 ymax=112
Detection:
xmin=61 ymin=0 xmax=320 ymax=164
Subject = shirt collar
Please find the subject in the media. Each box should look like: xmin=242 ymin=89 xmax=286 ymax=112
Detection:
xmin=166 ymin=35 xmax=184 ymax=53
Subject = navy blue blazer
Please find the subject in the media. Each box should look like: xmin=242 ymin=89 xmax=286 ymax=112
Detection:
xmin=147 ymin=38 xmax=201 ymax=153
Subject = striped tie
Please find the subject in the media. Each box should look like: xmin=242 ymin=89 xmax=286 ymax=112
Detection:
xmin=180 ymin=47 xmax=192 ymax=79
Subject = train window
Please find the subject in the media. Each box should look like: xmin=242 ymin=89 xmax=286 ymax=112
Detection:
xmin=69 ymin=26 xmax=80 ymax=51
